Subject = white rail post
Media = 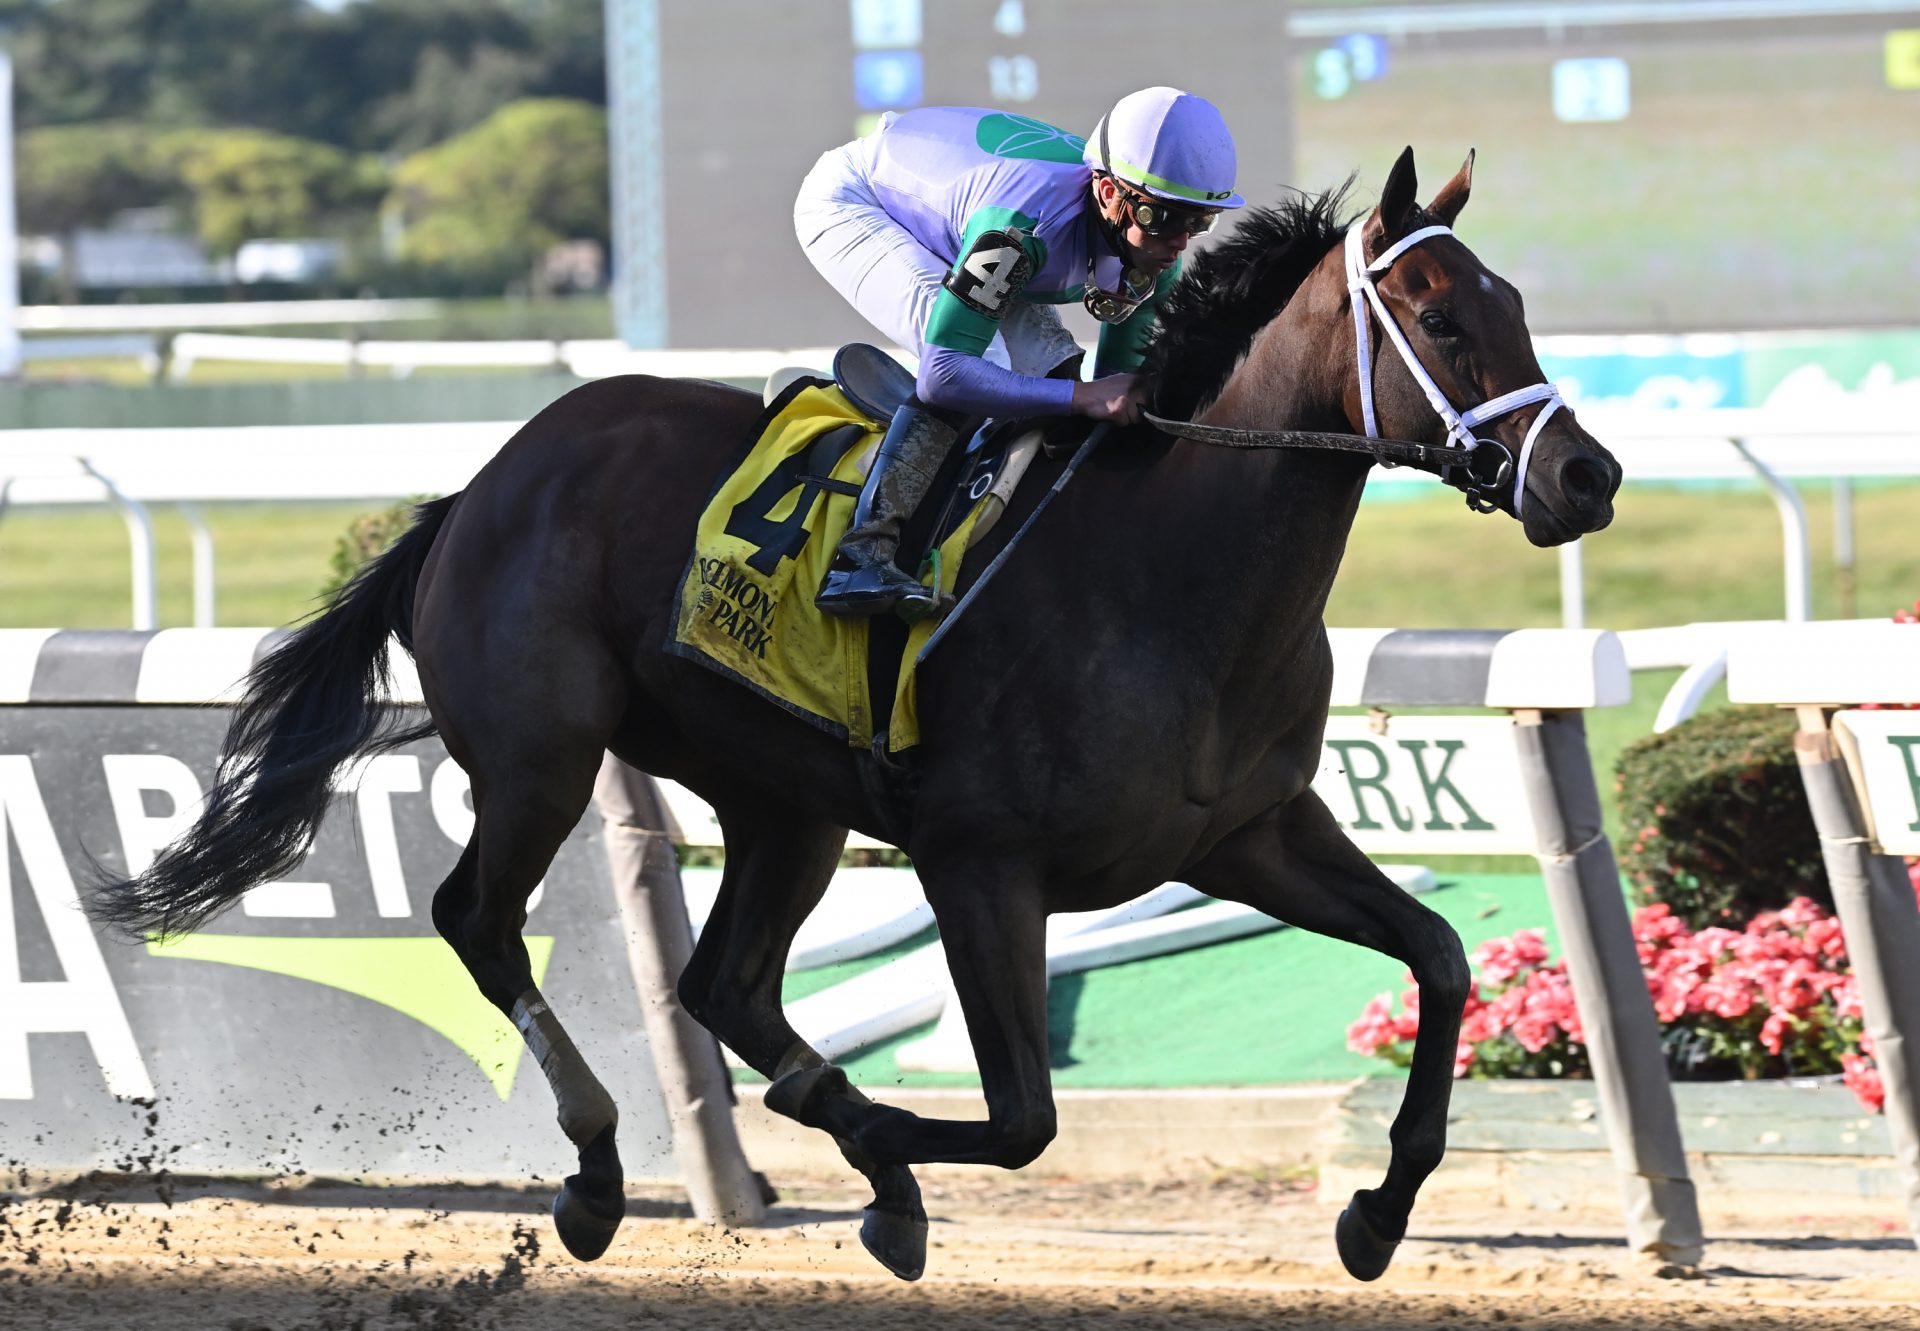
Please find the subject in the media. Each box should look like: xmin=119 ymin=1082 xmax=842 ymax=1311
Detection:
xmin=1833 ymin=477 xmax=1856 ymax=620
xmin=80 ymin=462 xmax=157 ymax=630
xmin=179 ymin=502 xmax=216 ymax=627
xmin=1730 ymin=438 xmax=1810 ymax=622
xmin=593 ymin=755 xmax=766 ymax=1226
xmin=1558 ymin=539 xmax=1585 ymax=629
xmin=1512 ymin=707 xmax=1704 ymax=1266
xmin=1791 ymin=706 xmax=1920 ymax=1240
xmin=1728 ymin=623 xmax=1920 ymax=1240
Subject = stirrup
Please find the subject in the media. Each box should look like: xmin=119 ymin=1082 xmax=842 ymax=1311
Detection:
xmin=816 ymin=562 xmax=933 ymax=618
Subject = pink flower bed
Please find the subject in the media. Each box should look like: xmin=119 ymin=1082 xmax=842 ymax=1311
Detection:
xmin=1353 ymin=598 xmax=1920 ymax=1114
xmin=1348 ymin=897 xmax=1890 ymax=1112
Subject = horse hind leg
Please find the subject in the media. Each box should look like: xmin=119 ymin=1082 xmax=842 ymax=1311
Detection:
xmin=680 ymin=799 xmax=929 ymax=1281
xmin=432 ymin=747 xmax=627 ymax=1262
xmin=768 ymin=860 xmax=1059 ymax=1173
xmin=1183 ymin=789 xmax=1470 ymax=1282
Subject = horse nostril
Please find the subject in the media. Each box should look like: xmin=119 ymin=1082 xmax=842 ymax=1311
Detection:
xmin=1559 ymin=455 xmax=1613 ymax=508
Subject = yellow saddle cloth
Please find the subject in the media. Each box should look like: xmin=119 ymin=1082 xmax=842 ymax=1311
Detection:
xmin=670 ymin=383 xmax=991 ymax=753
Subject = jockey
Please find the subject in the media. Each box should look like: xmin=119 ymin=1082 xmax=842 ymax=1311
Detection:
xmin=795 ymin=86 xmax=1244 ymax=619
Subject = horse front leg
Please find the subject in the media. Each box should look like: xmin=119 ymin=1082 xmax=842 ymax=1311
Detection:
xmin=1184 ymin=790 xmax=1470 ymax=1281
xmin=767 ymin=864 xmax=1057 ymax=1171
xmin=680 ymin=801 xmax=928 ymax=1280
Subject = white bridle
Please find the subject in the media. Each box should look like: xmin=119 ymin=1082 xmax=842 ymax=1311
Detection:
xmin=1345 ymin=221 xmax=1566 ymax=517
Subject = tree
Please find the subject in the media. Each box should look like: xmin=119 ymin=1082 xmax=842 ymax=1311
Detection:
xmin=365 ymin=40 xmax=544 ymax=156
xmin=2 ymin=0 xmax=320 ymax=130
xmin=0 ymin=0 xmax=605 ymax=150
xmin=15 ymin=120 xmax=388 ymax=297
xmin=324 ymin=0 xmax=602 ymax=151
xmin=12 ymin=123 xmax=187 ymax=300
xmin=168 ymin=129 xmax=388 ymax=256
xmin=510 ymin=0 xmax=607 ymax=106
xmin=384 ymin=98 xmax=607 ymax=284
xmin=1 ymin=1 xmax=612 ymax=296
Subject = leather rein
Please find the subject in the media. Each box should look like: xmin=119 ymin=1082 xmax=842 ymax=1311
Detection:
xmin=1141 ymin=411 xmax=1515 ymax=504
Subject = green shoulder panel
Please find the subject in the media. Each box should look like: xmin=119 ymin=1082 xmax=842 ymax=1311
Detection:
xmin=975 ymin=113 xmax=1087 ymax=164
xmin=924 ymin=206 xmax=1049 ymax=355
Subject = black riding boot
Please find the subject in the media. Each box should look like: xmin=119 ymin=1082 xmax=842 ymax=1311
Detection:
xmin=815 ymin=402 xmax=960 ymax=620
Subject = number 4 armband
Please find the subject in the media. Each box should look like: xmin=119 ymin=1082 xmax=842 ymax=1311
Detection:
xmin=943 ymin=227 xmax=1036 ymax=321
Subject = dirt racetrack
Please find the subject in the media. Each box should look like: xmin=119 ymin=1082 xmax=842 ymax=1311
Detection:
xmin=2 ymin=1168 xmax=1917 ymax=1331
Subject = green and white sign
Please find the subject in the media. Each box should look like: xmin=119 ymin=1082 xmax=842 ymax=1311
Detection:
xmin=0 ymin=707 xmax=674 ymax=1183
xmin=1835 ymin=710 xmax=1920 ymax=857
xmin=1314 ymin=715 xmax=1536 ymax=857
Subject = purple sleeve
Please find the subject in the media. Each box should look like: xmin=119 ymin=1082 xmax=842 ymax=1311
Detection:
xmin=917 ymin=346 xmax=1076 ymax=420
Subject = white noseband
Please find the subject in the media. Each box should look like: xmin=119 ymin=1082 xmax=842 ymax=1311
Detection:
xmin=1345 ymin=221 xmax=1566 ymax=517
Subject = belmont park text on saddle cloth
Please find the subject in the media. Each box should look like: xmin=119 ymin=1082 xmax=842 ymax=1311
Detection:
xmin=668 ymin=379 xmax=1003 ymax=753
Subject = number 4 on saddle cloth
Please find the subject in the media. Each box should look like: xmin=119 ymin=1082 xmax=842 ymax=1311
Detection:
xmin=668 ymin=344 xmax=1047 ymax=755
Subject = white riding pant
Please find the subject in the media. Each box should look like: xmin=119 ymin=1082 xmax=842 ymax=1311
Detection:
xmin=793 ymin=127 xmax=1080 ymax=379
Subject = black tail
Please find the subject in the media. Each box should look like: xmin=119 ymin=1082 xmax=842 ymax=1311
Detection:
xmin=88 ymin=495 xmax=461 ymax=939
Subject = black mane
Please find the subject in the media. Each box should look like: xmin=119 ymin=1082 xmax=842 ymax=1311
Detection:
xmin=1141 ymin=182 xmax=1361 ymax=421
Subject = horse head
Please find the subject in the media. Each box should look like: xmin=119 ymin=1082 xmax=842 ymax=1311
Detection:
xmin=1344 ymin=147 xmax=1620 ymax=546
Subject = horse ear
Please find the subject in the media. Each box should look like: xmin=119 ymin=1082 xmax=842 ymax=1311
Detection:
xmin=1364 ymin=146 xmax=1419 ymax=260
xmin=1428 ymin=149 xmax=1475 ymax=227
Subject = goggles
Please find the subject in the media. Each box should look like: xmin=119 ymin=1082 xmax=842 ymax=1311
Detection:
xmin=1117 ymin=183 xmax=1219 ymax=239
xmin=1083 ymin=263 xmax=1157 ymax=324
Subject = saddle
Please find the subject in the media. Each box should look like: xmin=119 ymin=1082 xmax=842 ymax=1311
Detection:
xmin=764 ymin=343 xmax=1045 ymax=561
xmin=762 ymin=342 xmax=913 ymax=420
xmin=673 ymin=348 xmax=1075 ymax=755
xmin=832 ymin=341 xmax=916 ymax=422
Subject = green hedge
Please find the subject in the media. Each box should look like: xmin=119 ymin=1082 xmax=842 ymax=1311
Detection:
xmin=1613 ymin=705 xmax=1830 ymax=929
xmin=319 ymin=498 xmax=425 ymax=602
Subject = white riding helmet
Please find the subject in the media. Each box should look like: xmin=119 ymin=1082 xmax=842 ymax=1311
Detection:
xmin=1083 ymin=86 xmax=1244 ymax=210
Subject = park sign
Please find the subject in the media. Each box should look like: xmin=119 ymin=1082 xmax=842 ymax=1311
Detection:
xmin=1314 ymin=714 xmax=1536 ymax=856
xmin=0 ymin=690 xmax=675 ymax=1183
xmin=1834 ymin=710 xmax=1920 ymax=857
xmin=1726 ymin=621 xmax=1920 ymax=857
xmin=1312 ymin=626 xmax=1630 ymax=858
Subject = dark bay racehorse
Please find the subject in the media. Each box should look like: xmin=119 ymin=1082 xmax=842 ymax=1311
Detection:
xmin=90 ymin=149 xmax=1619 ymax=1283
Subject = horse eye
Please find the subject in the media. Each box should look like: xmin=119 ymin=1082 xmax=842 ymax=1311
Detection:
xmin=1418 ymin=310 xmax=1459 ymax=338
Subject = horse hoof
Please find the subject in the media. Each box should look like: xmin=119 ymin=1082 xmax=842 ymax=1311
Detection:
xmin=1335 ymin=1190 xmax=1400 ymax=1282
xmin=552 ymin=1179 xmax=624 ymax=1262
xmin=860 ymin=1205 xmax=929 ymax=1281
xmin=765 ymin=1063 xmax=849 ymax=1131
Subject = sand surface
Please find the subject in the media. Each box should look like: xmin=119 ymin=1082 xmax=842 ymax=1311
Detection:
xmin=2 ymin=1168 xmax=1916 ymax=1330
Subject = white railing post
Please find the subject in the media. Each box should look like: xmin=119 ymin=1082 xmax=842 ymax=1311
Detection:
xmin=1834 ymin=477 xmax=1856 ymax=619
xmin=1730 ymin=437 xmax=1810 ymax=622
xmin=1512 ymin=707 xmax=1704 ymax=1266
xmin=80 ymin=461 xmax=156 ymax=630
xmin=180 ymin=502 xmax=216 ymax=627
xmin=1558 ymin=539 xmax=1584 ymax=629
xmin=1793 ymin=708 xmax=1920 ymax=1240
xmin=1728 ymin=623 xmax=1920 ymax=1242
xmin=593 ymin=756 xmax=767 ymax=1227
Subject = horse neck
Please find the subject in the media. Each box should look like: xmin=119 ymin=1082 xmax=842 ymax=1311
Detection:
xmin=1170 ymin=279 xmax=1372 ymax=648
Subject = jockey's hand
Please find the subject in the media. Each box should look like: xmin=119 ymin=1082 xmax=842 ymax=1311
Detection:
xmin=1070 ymin=373 xmax=1147 ymax=425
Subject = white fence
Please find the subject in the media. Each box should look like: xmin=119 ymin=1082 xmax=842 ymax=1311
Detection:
xmin=1726 ymin=621 xmax=1920 ymax=1239
xmin=164 ymin=334 xmax=867 ymax=383
xmin=3 ymin=341 xmax=1919 ymax=630
xmin=0 ymin=422 xmax=516 ymax=629
xmin=16 ymin=299 xmax=444 ymax=332
xmin=1573 ymin=407 xmax=1920 ymax=628
xmin=24 ymin=328 xmax=863 ymax=385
